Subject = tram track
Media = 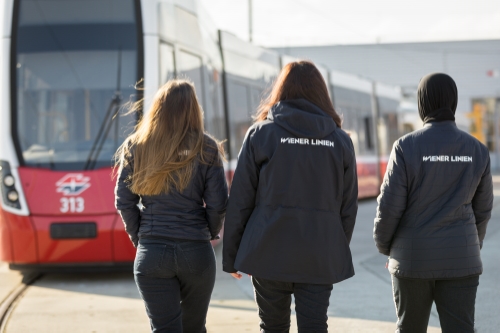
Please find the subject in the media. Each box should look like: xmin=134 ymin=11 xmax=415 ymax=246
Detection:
xmin=0 ymin=272 xmax=42 ymax=333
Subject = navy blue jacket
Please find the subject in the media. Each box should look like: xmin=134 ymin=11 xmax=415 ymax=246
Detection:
xmin=374 ymin=121 xmax=493 ymax=279
xmin=115 ymin=135 xmax=228 ymax=246
xmin=223 ymin=99 xmax=358 ymax=284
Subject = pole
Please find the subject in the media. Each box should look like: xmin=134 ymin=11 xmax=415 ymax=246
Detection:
xmin=249 ymin=0 xmax=253 ymax=43
xmin=371 ymin=82 xmax=382 ymax=189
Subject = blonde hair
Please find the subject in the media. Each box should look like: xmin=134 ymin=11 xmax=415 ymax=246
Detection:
xmin=115 ymin=79 xmax=224 ymax=195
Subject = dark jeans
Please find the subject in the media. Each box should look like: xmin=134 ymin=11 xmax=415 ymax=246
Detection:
xmin=392 ymin=275 xmax=479 ymax=333
xmin=252 ymin=276 xmax=333 ymax=333
xmin=134 ymin=238 xmax=216 ymax=333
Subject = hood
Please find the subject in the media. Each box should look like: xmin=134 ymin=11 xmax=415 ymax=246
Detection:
xmin=267 ymin=99 xmax=336 ymax=138
xmin=418 ymin=73 xmax=458 ymax=124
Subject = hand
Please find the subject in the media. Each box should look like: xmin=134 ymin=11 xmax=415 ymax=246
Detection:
xmin=230 ymin=272 xmax=242 ymax=279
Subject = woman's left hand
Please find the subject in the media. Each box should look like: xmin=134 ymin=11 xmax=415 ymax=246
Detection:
xmin=230 ymin=272 xmax=243 ymax=280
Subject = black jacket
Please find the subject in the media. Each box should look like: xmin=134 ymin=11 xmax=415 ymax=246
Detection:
xmin=115 ymin=135 xmax=228 ymax=246
xmin=374 ymin=121 xmax=493 ymax=279
xmin=223 ymin=99 xmax=358 ymax=285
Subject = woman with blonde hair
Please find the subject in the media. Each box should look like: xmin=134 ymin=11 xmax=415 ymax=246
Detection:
xmin=115 ymin=79 xmax=228 ymax=332
xmin=223 ymin=61 xmax=358 ymax=332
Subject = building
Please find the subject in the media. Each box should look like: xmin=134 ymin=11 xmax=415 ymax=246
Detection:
xmin=275 ymin=39 xmax=500 ymax=128
xmin=275 ymin=39 xmax=500 ymax=168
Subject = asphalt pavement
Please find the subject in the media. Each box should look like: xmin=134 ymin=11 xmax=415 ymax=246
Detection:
xmin=2 ymin=180 xmax=500 ymax=332
xmin=209 ymin=181 xmax=500 ymax=332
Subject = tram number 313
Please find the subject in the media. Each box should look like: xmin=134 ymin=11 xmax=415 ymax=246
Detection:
xmin=60 ymin=197 xmax=85 ymax=213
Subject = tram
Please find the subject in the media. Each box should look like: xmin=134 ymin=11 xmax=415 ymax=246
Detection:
xmin=0 ymin=0 xmax=401 ymax=268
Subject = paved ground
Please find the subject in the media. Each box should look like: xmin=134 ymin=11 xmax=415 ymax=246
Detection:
xmin=2 ymin=178 xmax=500 ymax=332
xmin=207 ymin=200 xmax=441 ymax=333
xmin=0 ymin=263 xmax=24 ymax=305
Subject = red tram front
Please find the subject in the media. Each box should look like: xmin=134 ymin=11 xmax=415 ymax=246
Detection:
xmin=0 ymin=0 xmax=143 ymax=267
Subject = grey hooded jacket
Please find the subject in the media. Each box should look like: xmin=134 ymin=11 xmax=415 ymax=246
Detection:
xmin=223 ymin=99 xmax=358 ymax=284
xmin=375 ymin=73 xmax=493 ymax=280
xmin=374 ymin=122 xmax=493 ymax=279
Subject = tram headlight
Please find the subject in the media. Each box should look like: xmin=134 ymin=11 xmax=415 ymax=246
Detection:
xmin=0 ymin=160 xmax=22 ymax=209
xmin=3 ymin=175 xmax=15 ymax=187
xmin=7 ymin=190 xmax=19 ymax=202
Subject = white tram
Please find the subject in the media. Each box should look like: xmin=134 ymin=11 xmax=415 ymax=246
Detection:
xmin=0 ymin=0 xmax=401 ymax=268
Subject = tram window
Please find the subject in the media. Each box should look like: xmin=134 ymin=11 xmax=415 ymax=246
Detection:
xmin=250 ymin=88 xmax=262 ymax=116
xmin=204 ymin=66 xmax=226 ymax=142
xmin=228 ymin=82 xmax=250 ymax=122
xmin=332 ymin=85 xmax=372 ymax=155
xmin=364 ymin=117 xmax=373 ymax=150
xmin=178 ymin=50 xmax=205 ymax=107
xmin=377 ymin=96 xmax=401 ymax=154
xmin=386 ymin=113 xmax=399 ymax=152
xmin=227 ymin=82 xmax=251 ymax=158
xmin=159 ymin=43 xmax=175 ymax=85
xmin=19 ymin=0 xmax=135 ymax=25
xmin=14 ymin=0 xmax=139 ymax=170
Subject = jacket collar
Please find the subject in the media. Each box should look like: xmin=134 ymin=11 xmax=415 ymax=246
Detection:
xmin=423 ymin=120 xmax=457 ymax=128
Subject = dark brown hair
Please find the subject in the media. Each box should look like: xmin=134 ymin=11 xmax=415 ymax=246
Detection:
xmin=255 ymin=60 xmax=342 ymax=128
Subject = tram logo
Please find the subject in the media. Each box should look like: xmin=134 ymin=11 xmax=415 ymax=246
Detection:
xmin=56 ymin=174 xmax=91 ymax=196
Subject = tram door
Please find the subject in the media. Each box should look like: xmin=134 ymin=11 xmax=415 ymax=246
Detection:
xmin=177 ymin=51 xmax=205 ymax=108
xmin=159 ymin=43 xmax=175 ymax=85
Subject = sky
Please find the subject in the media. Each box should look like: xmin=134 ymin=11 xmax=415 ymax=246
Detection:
xmin=199 ymin=0 xmax=500 ymax=47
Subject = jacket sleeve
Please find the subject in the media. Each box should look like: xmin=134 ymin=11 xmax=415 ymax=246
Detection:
xmin=374 ymin=141 xmax=408 ymax=256
xmin=203 ymin=151 xmax=229 ymax=240
xmin=341 ymin=139 xmax=358 ymax=244
xmin=472 ymin=154 xmax=493 ymax=249
xmin=114 ymin=153 xmax=141 ymax=247
xmin=222 ymin=128 xmax=259 ymax=273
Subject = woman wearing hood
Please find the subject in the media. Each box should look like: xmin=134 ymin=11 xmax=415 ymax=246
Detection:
xmin=374 ymin=73 xmax=493 ymax=332
xmin=223 ymin=61 xmax=358 ymax=332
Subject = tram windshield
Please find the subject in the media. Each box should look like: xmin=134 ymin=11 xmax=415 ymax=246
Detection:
xmin=14 ymin=0 xmax=141 ymax=170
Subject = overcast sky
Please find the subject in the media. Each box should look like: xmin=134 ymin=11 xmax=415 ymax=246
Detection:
xmin=199 ymin=0 xmax=500 ymax=47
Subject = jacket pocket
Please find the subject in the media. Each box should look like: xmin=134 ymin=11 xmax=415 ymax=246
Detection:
xmin=134 ymin=243 xmax=167 ymax=276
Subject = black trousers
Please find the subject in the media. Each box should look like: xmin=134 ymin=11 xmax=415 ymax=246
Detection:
xmin=252 ymin=276 xmax=333 ymax=333
xmin=134 ymin=238 xmax=216 ymax=333
xmin=392 ymin=275 xmax=479 ymax=333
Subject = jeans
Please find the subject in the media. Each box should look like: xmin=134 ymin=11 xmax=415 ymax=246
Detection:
xmin=392 ymin=275 xmax=479 ymax=333
xmin=252 ymin=276 xmax=333 ymax=333
xmin=134 ymin=238 xmax=216 ymax=333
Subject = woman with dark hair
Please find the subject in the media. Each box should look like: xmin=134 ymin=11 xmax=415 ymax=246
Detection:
xmin=223 ymin=61 xmax=358 ymax=332
xmin=115 ymin=79 xmax=228 ymax=332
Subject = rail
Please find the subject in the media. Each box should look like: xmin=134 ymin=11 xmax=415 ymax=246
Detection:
xmin=0 ymin=272 xmax=42 ymax=332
